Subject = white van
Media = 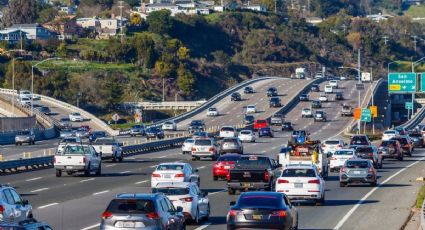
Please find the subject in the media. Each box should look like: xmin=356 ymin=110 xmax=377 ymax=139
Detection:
xmin=324 ymin=85 xmax=333 ymax=94
xmin=329 ymin=80 xmax=338 ymax=88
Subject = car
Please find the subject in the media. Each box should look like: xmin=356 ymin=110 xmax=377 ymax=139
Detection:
xmin=335 ymin=92 xmax=344 ymax=100
xmin=339 ymin=159 xmax=377 ymax=187
xmin=314 ymin=111 xmax=327 ymax=122
xmin=238 ymin=130 xmax=255 ymax=142
xmin=100 ymin=193 xmax=185 ymax=230
xmin=350 ymin=135 xmax=371 ymax=146
xmin=275 ymin=164 xmax=325 ymax=205
xmin=213 ymin=154 xmax=241 ymax=180
xmin=151 ymin=163 xmax=200 ymax=187
xmin=281 ymin=122 xmax=294 ymax=131
xmin=188 ymin=120 xmax=206 ymax=133
xmin=270 ymin=113 xmax=284 ymax=126
xmin=0 ymin=218 xmax=52 ymax=229
xmin=311 ymin=100 xmax=322 ymax=108
xmin=299 ymin=93 xmax=309 ymax=101
xmin=321 ymin=139 xmax=344 ymax=154
xmin=220 ymin=137 xmax=243 ymax=154
xmin=88 ymin=131 xmax=108 ymax=142
xmin=191 ymin=138 xmax=219 ymax=161
xmin=258 ymin=127 xmax=273 ymax=138
xmin=58 ymin=117 xmax=71 ymax=128
xmin=18 ymin=90 xmax=32 ymax=100
xmin=382 ymin=130 xmax=399 ymax=141
xmin=391 ymin=136 xmax=413 ymax=157
xmin=269 ymin=97 xmax=282 ymax=107
xmin=15 ymin=130 xmax=35 ymax=145
xmin=146 ymin=127 xmax=165 ymax=140
xmin=130 ymin=124 xmax=146 ymax=136
xmin=54 ymin=144 xmax=102 ymax=177
xmin=395 ymin=126 xmax=407 ymax=135
xmin=230 ymin=92 xmax=242 ymax=101
xmin=18 ymin=97 xmax=31 ymax=106
xmin=355 ymin=146 xmax=382 ymax=168
xmin=267 ymin=87 xmax=278 ymax=97
xmin=409 ymin=132 xmax=424 ymax=147
xmin=329 ymin=149 xmax=357 ymax=172
xmin=0 ymin=184 xmax=33 ymax=223
xmin=92 ymin=138 xmax=123 ymax=162
xmin=329 ymin=80 xmax=338 ymax=88
xmin=38 ymin=106 xmax=52 ymax=115
xmin=69 ymin=112 xmax=83 ymax=122
xmin=153 ymin=182 xmax=210 ymax=224
xmin=182 ymin=138 xmax=195 ymax=155
xmin=59 ymin=129 xmax=75 ymax=139
xmin=340 ymin=76 xmax=347 ymax=80
xmin=219 ymin=126 xmax=237 ymax=138
xmin=244 ymin=86 xmax=254 ymax=94
xmin=301 ymin=108 xmax=313 ymax=118
xmin=253 ymin=119 xmax=268 ymax=131
xmin=192 ymin=131 xmax=208 ymax=139
xmin=318 ymin=94 xmax=328 ymax=102
xmin=379 ymin=140 xmax=403 ymax=160
xmin=162 ymin=121 xmax=177 ymax=131
xmin=289 ymin=130 xmax=309 ymax=145
xmin=341 ymin=104 xmax=353 ymax=116
xmin=57 ymin=136 xmax=82 ymax=153
xmin=206 ymin=107 xmax=219 ymax=117
xmin=74 ymin=127 xmax=90 ymax=138
xmin=246 ymin=105 xmax=257 ymax=114
xmin=243 ymin=114 xmax=255 ymax=125
xmin=324 ymin=85 xmax=333 ymax=94
xmin=310 ymin=84 xmax=320 ymax=92
xmin=227 ymin=191 xmax=298 ymax=230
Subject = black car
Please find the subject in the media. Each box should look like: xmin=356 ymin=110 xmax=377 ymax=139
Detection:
xmin=38 ymin=106 xmax=52 ymax=115
xmin=350 ymin=135 xmax=371 ymax=146
xmin=244 ymin=86 xmax=254 ymax=94
xmin=314 ymin=111 xmax=327 ymax=122
xmin=335 ymin=92 xmax=344 ymax=100
xmin=311 ymin=100 xmax=322 ymax=108
xmin=311 ymin=84 xmax=320 ymax=92
xmin=244 ymin=114 xmax=255 ymax=124
xmin=0 ymin=219 xmax=53 ymax=230
xmin=89 ymin=131 xmax=108 ymax=142
xmin=188 ymin=120 xmax=206 ymax=133
xmin=259 ymin=127 xmax=273 ymax=138
xmin=299 ymin=93 xmax=309 ymax=101
xmin=269 ymin=97 xmax=282 ymax=107
xmin=145 ymin=127 xmax=165 ymax=140
xmin=227 ymin=191 xmax=298 ymax=230
xmin=267 ymin=87 xmax=278 ymax=97
xmin=281 ymin=122 xmax=294 ymax=131
xmin=231 ymin=92 xmax=242 ymax=101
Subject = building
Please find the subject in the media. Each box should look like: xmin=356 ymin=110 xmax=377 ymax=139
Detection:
xmin=366 ymin=13 xmax=393 ymax=22
xmin=0 ymin=29 xmax=27 ymax=42
xmin=43 ymin=16 xmax=82 ymax=39
xmin=76 ymin=18 xmax=100 ymax=29
xmin=140 ymin=1 xmax=211 ymax=16
xmin=7 ymin=24 xmax=57 ymax=40
xmin=241 ymin=4 xmax=267 ymax=12
xmin=59 ymin=6 xmax=77 ymax=15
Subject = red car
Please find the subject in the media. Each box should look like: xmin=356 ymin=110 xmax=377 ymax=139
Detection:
xmin=80 ymin=125 xmax=92 ymax=134
xmin=213 ymin=154 xmax=241 ymax=181
xmin=253 ymin=119 xmax=268 ymax=131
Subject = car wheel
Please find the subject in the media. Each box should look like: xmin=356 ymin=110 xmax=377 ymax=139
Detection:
xmin=204 ymin=204 xmax=210 ymax=220
xmin=371 ymin=181 xmax=377 ymax=187
xmin=192 ymin=157 xmax=197 ymax=161
xmin=228 ymin=188 xmax=235 ymax=195
xmin=316 ymin=193 xmax=325 ymax=206
xmin=96 ymin=164 xmax=101 ymax=176
xmin=398 ymin=154 xmax=404 ymax=161
xmin=193 ymin=208 xmax=200 ymax=224
xmin=56 ymin=169 xmax=62 ymax=177
xmin=339 ymin=182 xmax=346 ymax=187
xmin=330 ymin=168 xmax=334 ymax=173
xmin=118 ymin=155 xmax=123 ymax=162
xmin=112 ymin=157 xmax=117 ymax=162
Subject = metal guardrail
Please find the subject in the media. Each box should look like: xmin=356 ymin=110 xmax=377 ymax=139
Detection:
xmin=398 ymin=105 xmax=425 ymax=130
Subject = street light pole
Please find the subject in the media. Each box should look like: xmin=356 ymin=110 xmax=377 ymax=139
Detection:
xmin=357 ymin=49 xmax=361 ymax=134
xmin=162 ymin=78 xmax=165 ymax=102
xmin=410 ymin=57 xmax=425 ymax=120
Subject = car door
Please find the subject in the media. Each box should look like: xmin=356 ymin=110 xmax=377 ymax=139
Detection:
xmin=283 ymin=194 xmax=297 ymax=227
xmin=90 ymin=146 xmax=100 ymax=169
xmin=164 ymin=198 xmax=181 ymax=230
xmin=194 ymin=185 xmax=209 ymax=216
xmin=8 ymin=189 xmax=29 ymax=222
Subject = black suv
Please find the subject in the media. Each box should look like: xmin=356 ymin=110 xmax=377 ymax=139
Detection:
xmin=244 ymin=114 xmax=255 ymax=124
xmin=335 ymin=92 xmax=344 ymax=100
xmin=244 ymin=86 xmax=254 ymax=94
xmin=299 ymin=93 xmax=309 ymax=101
xmin=281 ymin=122 xmax=294 ymax=131
xmin=230 ymin=92 xmax=242 ymax=101
xmin=311 ymin=100 xmax=322 ymax=108
xmin=267 ymin=87 xmax=278 ymax=97
xmin=269 ymin=97 xmax=282 ymax=107
xmin=311 ymin=84 xmax=320 ymax=92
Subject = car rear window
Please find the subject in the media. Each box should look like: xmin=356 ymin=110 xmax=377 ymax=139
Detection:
xmin=356 ymin=147 xmax=373 ymax=153
xmin=325 ymin=140 xmax=340 ymax=145
xmin=62 ymin=145 xmax=89 ymax=155
xmin=380 ymin=141 xmax=394 ymax=147
xmin=350 ymin=137 xmax=368 ymax=145
xmin=208 ymin=108 xmax=216 ymax=111
xmin=190 ymin=121 xmax=203 ymax=126
xmin=240 ymin=130 xmax=251 ymax=135
xmin=184 ymin=139 xmax=194 ymax=144
xmin=397 ymin=138 xmax=408 ymax=145
xmin=223 ymin=139 xmax=238 ymax=144
xmin=334 ymin=150 xmax=354 ymax=155
xmin=346 ymin=161 xmax=369 ymax=168
xmin=238 ymin=195 xmax=281 ymax=208
xmin=255 ymin=120 xmax=267 ymax=124
xmin=281 ymin=168 xmax=316 ymax=177
xmin=410 ymin=133 xmax=422 ymax=137
xmin=194 ymin=139 xmax=212 ymax=146
xmin=235 ymin=156 xmax=271 ymax=169
xmin=221 ymin=127 xmax=234 ymax=132
xmin=152 ymin=188 xmax=189 ymax=195
xmin=157 ymin=164 xmax=184 ymax=171
xmin=218 ymin=155 xmax=241 ymax=161
xmin=106 ymin=199 xmax=155 ymax=214
xmin=384 ymin=131 xmax=396 ymax=134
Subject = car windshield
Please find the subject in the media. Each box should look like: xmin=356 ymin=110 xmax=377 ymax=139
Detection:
xmin=17 ymin=131 xmax=30 ymax=135
xmin=270 ymin=98 xmax=279 ymax=102
xmin=62 ymin=145 xmax=89 ymax=155
xmin=190 ymin=121 xmax=203 ymax=126
xmin=147 ymin=128 xmax=159 ymax=132
xmin=221 ymin=127 xmax=234 ymax=132
xmin=256 ymin=120 xmax=267 ymax=124
xmin=350 ymin=137 xmax=368 ymax=145
xmin=303 ymin=108 xmax=310 ymax=112
xmin=281 ymin=168 xmax=316 ymax=177
xmin=184 ymin=139 xmax=194 ymax=143
xmin=156 ymin=164 xmax=184 ymax=171
xmin=132 ymin=125 xmax=142 ymax=129
xmin=208 ymin=108 xmax=216 ymax=111
xmin=218 ymin=155 xmax=241 ymax=161
xmin=95 ymin=139 xmax=115 ymax=145
xmin=380 ymin=141 xmax=394 ymax=147
xmin=193 ymin=132 xmax=207 ymax=136
xmin=343 ymin=106 xmax=350 ymax=110
xmin=235 ymin=156 xmax=270 ymax=169
xmin=334 ymin=150 xmax=354 ymax=155
xmin=60 ymin=118 xmax=69 ymax=121
xmin=346 ymin=161 xmax=369 ymax=168
xmin=397 ymin=138 xmax=408 ymax=145
xmin=106 ymin=199 xmax=155 ymax=214
xmin=72 ymin=113 xmax=81 ymax=116
xmin=325 ymin=140 xmax=340 ymax=145
xmin=164 ymin=121 xmax=174 ymax=125
xmin=356 ymin=147 xmax=373 ymax=153
xmin=223 ymin=139 xmax=238 ymax=144
xmin=194 ymin=139 xmax=212 ymax=146
xmin=410 ymin=133 xmax=422 ymax=138
xmin=238 ymin=195 xmax=281 ymax=208
xmin=152 ymin=188 xmax=189 ymax=195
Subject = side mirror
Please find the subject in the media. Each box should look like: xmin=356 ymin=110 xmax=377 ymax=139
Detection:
xmin=195 ymin=169 xmax=199 ymax=172
xmin=230 ymin=201 xmax=236 ymax=206
xmin=176 ymin=206 xmax=183 ymax=212
xmin=202 ymin=191 xmax=208 ymax=197
xmin=22 ymin=199 xmax=29 ymax=206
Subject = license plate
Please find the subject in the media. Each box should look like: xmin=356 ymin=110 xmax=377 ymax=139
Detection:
xmin=353 ymin=171 xmax=361 ymax=174
xmin=294 ymin=183 xmax=303 ymax=188
xmin=164 ymin=174 xmax=171 ymax=178
xmin=243 ymin=183 xmax=251 ymax=187
xmin=66 ymin=166 xmax=73 ymax=169
xmin=123 ymin=222 xmax=135 ymax=228
xmin=224 ymin=166 xmax=230 ymax=169
xmin=252 ymin=215 xmax=262 ymax=220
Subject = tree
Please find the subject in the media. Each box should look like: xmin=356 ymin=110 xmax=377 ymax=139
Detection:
xmin=154 ymin=60 xmax=175 ymax=78
xmin=147 ymin=10 xmax=173 ymax=35
xmin=177 ymin=46 xmax=190 ymax=60
xmin=130 ymin=13 xmax=142 ymax=26
xmin=346 ymin=32 xmax=361 ymax=50
xmin=4 ymin=60 xmax=33 ymax=90
xmin=1 ymin=0 xmax=38 ymax=27
xmin=177 ymin=64 xmax=195 ymax=95
xmin=101 ymin=73 xmax=123 ymax=111
xmin=37 ymin=7 xmax=58 ymax=23
xmin=56 ymin=42 xmax=67 ymax=58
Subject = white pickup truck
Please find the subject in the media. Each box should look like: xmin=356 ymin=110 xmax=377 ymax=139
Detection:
xmin=54 ymin=144 xmax=101 ymax=177
xmin=91 ymin=137 xmax=123 ymax=162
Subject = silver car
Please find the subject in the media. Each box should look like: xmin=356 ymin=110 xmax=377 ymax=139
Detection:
xmin=130 ymin=124 xmax=145 ymax=136
xmin=60 ymin=129 xmax=75 ymax=139
xmin=339 ymin=159 xmax=377 ymax=187
xmin=100 ymin=193 xmax=185 ymax=230
xmin=0 ymin=185 xmax=33 ymax=223
xmin=191 ymin=138 xmax=219 ymax=161
xmin=74 ymin=128 xmax=90 ymax=138
xmin=219 ymin=138 xmax=243 ymax=154
xmin=15 ymin=130 xmax=35 ymax=145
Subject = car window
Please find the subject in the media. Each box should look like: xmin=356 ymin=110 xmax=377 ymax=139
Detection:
xmin=221 ymin=127 xmax=234 ymax=132
xmin=194 ymin=139 xmax=212 ymax=146
xmin=160 ymin=199 xmax=169 ymax=212
xmin=240 ymin=131 xmax=251 ymax=135
xmin=3 ymin=190 xmax=15 ymax=205
xmin=157 ymin=164 xmax=184 ymax=171
xmin=106 ymin=199 xmax=155 ymax=214
xmin=346 ymin=161 xmax=369 ymax=168
xmin=334 ymin=150 xmax=354 ymax=155
xmin=165 ymin=198 xmax=175 ymax=212
xmin=223 ymin=139 xmax=238 ymax=144
xmin=325 ymin=140 xmax=340 ymax=145
xmin=184 ymin=139 xmax=194 ymax=144
xmin=238 ymin=195 xmax=282 ymax=208
xmin=235 ymin=156 xmax=271 ymax=169
xmin=218 ymin=155 xmax=241 ymax=161
xmin=9 ymin=189 xmax=22 ymax=204
xmin=281 ymin=168 xmax=316 ymax=177
xmin=153 ymin=188 xmax=189 ymax=195
xmin=282 ymin=194 xmax=291 ymax=207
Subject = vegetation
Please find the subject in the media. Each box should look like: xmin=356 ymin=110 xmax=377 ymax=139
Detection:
xmin=416 ymin=185 xmax=425 ymax=208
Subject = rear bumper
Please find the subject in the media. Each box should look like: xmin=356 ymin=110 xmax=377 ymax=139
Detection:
xmin=54 ymin=165 xmax=86 ymax=171
xmin=340 ymin=174 xmax=375 ymax=183
xmin=192 ymin=152 xmax=216 ymax=157
xmin=227 ymin=182 xmax=270 ymax=190
xmin=227 ymin=222 xmax=289 ymax=230
xmin=221 ymin=148 xmax=241 ymax=153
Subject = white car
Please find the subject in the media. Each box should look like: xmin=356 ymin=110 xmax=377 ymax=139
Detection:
xmin=18 ymin=90 xmax=32 ymax=100
xmin=382 ymin=130 xmax=399 ymax=141
xmin=162 ymin=121 xmax=177 ymax=131
xmin=219 ymin=126 xmax=237 ymax=138
xmin=69 ymin=112 xmax=83 ymax=122
xmin=329 ymin=149 xmax=356 ymax=172
xmin=151 ymin=163 xmax=200 ymax=187
xmin=324 ymin=85 xmax=333 ymax=94
xmin=206 ymin=107 xmax=219 ymax=117
xmin=329 ymin=80 xmax=338 ymax=88
xmin=182 ymin=138 xmax=195 ymax=154
xmin=153 ymin=182 xmax=210 ymax=224
xmin=340 ymin=76 xmax=347 ymax=81
xmin=238 ymin=130 xmax=255 ymax=142
xmin=322 ymin=139 xmax=344 ymax=154
xmin=57 ymin=137 xmax=82 ymax=154
xmin=319 ymin=95 xmax=328 ymax=102
xmin=301 ymin=108 xmax=313 ymax=118
xmin=18 ymin=97 xmax=31 ymax=106
xmin=275 ymin=164 xmax=325 ymax=205
xmin=246 ymin=105 xmax=257 ymax=114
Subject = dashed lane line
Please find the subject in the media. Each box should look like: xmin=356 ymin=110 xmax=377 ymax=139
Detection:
xmin=194 ymin=223 xmax=212 ymax=230
xmin=80 ymin=223 xmax=100 ymax=230
xmin=38 ymin=203 xmax=59 ymax=209
xmin=26 ymin=177 xmax=43 ymax=182
xmin=80 ymin=178 xmax=95 ymax=183
xmin=30 ymin=188 xmax=49 ymax=193
xmin=135 ymin=180 xmax=149 ymax=185
xmin=93 ymin=190 xmax=109 ymax=196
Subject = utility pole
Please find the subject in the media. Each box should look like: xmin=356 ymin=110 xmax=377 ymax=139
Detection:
xmin=118 ymin=1 xmax=124 ymax=43
xmin=274 ymin=0 xmax=277 ymax=14
xmin=413 ymin=35 xmax=418 ymax=55
xmin=371 ymin=67 xmax=374 ymax=135
xmin=357 ymin=49 xmax=361 ymax=134
xmin=383 ymin=36 xmax=388 ymax=45
xmin=307 ymin=0 xmax=310 ymax=17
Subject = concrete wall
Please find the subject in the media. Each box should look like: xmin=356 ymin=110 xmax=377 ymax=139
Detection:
xmin=0 ymin=116 xmax=37 ymax=132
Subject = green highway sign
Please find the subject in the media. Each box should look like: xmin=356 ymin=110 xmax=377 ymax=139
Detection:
xmin=388 ymin=72 xmax=416 ymax=93
xmin=405 ymin=102 xmax=413 ymax=110
xmin=360 ymin=108 xmax=371 ymax=122
xmin=421 ymin=73 xmax=425 ymax=92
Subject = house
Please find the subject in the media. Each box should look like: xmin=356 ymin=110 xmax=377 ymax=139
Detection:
xmin=366 ymin=13 xmax=393 ymax=22
xmin=0 ymin=29 xmax=27 ymax=42
xmin=59 ymin=6 xmax=77 ymax=15
xmin=306 ymin=17 xmax=323 ymax=25
xmin=43 ymin=16 xmax=82 ymax=39
xmin=76 ymin=18 xmax=100 ymax=29
xmin=140 ymin=1 xmax=211 ymax=16
xmin=7 ymin=24 xmax=57 ymax=40
xmin=241 ymin=4 xmax=267 ymax=12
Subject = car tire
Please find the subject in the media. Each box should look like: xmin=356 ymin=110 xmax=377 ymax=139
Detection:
xmin=398 ymin=154 xmax=404 ymax=161
xmin=228 ymin=188 xmax=235 ymax=195
xmin=84 ymin=164 xmax=91 ymax=176
xmin=204 ymin=204 xmax=210 ymax=220
xmin=339 ymin=182 xmax=346 ymax=187
xmin=371 ymin=181 xmax=377 ymax=187
xmin=118 ymin=155 xmax=123 ymax=162
xmin=56 ymin=169 xmax=62 ymax=177
xmin=112 ymin=156 xmax=117 ymax=162
xmin=193 ymin=208 xmax=200 ymax=224
xmin=192 ymin=157 xmax=197 ymax=161
xmin=316 ymin=194 xmax=325 ymax=206
xmin=96 ymin=164 xmax=101 ymax=176
xmin=330 ymin=168 xmax=334 ymax=173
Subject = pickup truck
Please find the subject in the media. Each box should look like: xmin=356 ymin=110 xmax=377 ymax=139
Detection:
xmin=253 ymin=119 xmax=268 ymax=131
xmin=226 ymin=155 xmax=281 ymax=195
xmin=54 ymin=144 xmax=101 ymax=177
xmin=270 ymin=114 xmax=284 ymax=126
xmin=91 ymin=137 xmax=123 ymax=162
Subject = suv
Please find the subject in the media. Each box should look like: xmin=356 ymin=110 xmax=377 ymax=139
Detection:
xmin=230 ymin=92 xmax=241 ymax=101
xmin=301 ymin=108 xmax=313 ymax=118
xmin=130 ymin=124 xmax=146 ymax=136
xmin=100 ymin=193 xmax=185 ymax=230
xmin=244 ymin=86 xmax=254 ymax=94
xmin=15 ymin=130 xmax=35 ymax=145
xmin=314 ymin=111 xmax=327 ymax=122
xmin=188 ymin=120 xmax=206 ymax=133
xmin=311 ymin=100 xmax=322 ymax=108
xmin=299 ymin=93 xmax=309 ymax=101
xmin=243 ymin=114 xmax=255 ymax=125
xmin=220 ymin=138 xmax=243 ymax=154
xmin=267 ymin=87 xmax=278 ymax=97
xmin=0 ymin=185 xmax=33 ymax=223
xmin=219 ymin=126 xmax=237 ymax=138
xmin=341 ymin=105 xmax=353 ymax=117
xmin=350 ymin=135 xmax=371 ymax=146
xmin=335 ymin=92 xmax=344 ymax=100
xmin=191 ymin=138 xmax=219 ymax=161
xmin=270 ymin=114 xmax=284 ymax=125
xmin=269 ymin=97 xmax=282 ymax=107
xmin=311 ymin=84 xmax=320 ymax=92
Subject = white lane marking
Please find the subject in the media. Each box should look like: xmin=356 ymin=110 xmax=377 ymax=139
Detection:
xmin=38 ymin=203 xmax=59 ymax=209
xmin=150 ymin=165 xmax=158 ymax=168
xmin=93 ymin=190 xmax=109 ymax=196
xmin=120 ymin=171 xmax=131 ymax=174
xmin=197 ymin=166 xmax=206 ymax=170
xmin=135 ymin=180 xmax=149 ymax=185
xmin=26 ymin=177 xmax=42 ymax=182
xmin=334 ymin=155 xmax=425 ymax=229
xmin=81 ymin=223 xmax=100 ymax=230
xmin=209 ymin=190 xmax=226 ymax=195
xmin=80 ymin=178 xmax=95 ymax=183
xmin=105 ymin=164 xmax=116 ymax=168
xmin=158 ymin=156 xmax=166 ymax=158
xmin=194 ymin=223 xmax=212 ymax=230
xmin=30 ymin=188 xmax=49 ymax=193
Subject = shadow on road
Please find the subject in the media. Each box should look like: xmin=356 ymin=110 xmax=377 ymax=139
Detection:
xmin=321 ymin=199 xmax=378 ymax=206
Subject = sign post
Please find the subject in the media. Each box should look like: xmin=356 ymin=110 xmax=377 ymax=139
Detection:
xmin=360 ymin=108 xmax=371 ymax=122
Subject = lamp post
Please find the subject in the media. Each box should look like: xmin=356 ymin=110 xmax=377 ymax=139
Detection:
xmin=338 ymin=65 xmax=362 ymax=133
xmin=12 ymin=56 xmax=23 ymax=116
xmin=31 ymin=57 xmax=61 ymax=115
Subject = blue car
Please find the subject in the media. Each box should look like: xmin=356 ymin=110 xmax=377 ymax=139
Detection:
xmin=89 ymin=131 xmax=108 ymax=142
xmin=258 ymin=127 xmax=274 ymax=138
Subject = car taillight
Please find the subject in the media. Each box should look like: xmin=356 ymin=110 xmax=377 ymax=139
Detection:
xmin=337 ymin=144 xmax=342 ymax=148
xmin=226 ymin=173 xmax=231 ymax=182
xmin=278 ymin=179 xmax=289 ymax=184
xmin=340 ymin=167 xmax=347 ymax=173
xmin=308 ymin=179 xmax=320 ymax=184
xmin=209 ymin=147 xmax=214 ymax=152
xmin=271 ymin=210 xmax=287 ymax=217
xmin=228 ymin=210 xmax=240 ymax=216
xmin=147 ymin=212 xmax=160 ymax=219
xmin=264 ymin=171 xmax=270 ymax=181
xmin=368 ymin=167 xmax=374 ymax=173
xmin=322 ymin=144 xmax=326 ymax=148
xmin=213 ymin=163 xmax=220 ymax=168
xmin=368 ymin=153 xmax=373 ymax=156
xmin=102 ymin=211 xmax=112 ymax=219
xmin=83 ymin=157 xmax=86 ymax=163
xmin=192 ymin=147 xmax=196 ymax=151
xmin=152 ymin=173 xmax=160 ymax=177
xmin=180 ymin=197 xmax=193 ymax=202
xmin=175 ymin=173 xmax=184 ymax=177
xmin=330 ymin=157 xmax=337 ymax=160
